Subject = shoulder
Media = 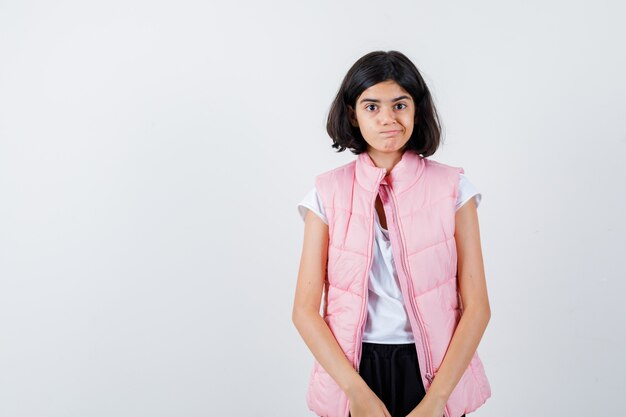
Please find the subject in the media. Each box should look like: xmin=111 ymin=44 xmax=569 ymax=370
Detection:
xmin=314 ymin=159 xmax=356 ymax=183
xmin=297 ymin=186 xmax=328 ymax=224
xmin=424 ymin=157 xmax=465 ymax=176
xmin=314 ymin=159 xmax=356 ymax=195
xmin=457 ymin=173 xmax=482 ymax=210
xmin=308 ymin=159 xmax=357 ymax=221
xmin=422 ymin=158 xmax=465 ymax=190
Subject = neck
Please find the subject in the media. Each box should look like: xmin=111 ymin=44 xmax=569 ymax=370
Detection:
xmin=366 ymin=149 xmax=404 ymax=175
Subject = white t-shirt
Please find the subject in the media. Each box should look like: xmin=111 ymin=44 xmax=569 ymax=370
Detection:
xmin=297 ymin=173 xmax=481 ymax=344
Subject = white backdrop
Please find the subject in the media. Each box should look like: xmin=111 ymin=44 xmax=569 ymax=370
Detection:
xmin=1 ymin=1 xmax=624 ymax=416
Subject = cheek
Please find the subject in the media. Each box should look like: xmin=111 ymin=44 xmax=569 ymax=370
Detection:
xmin=358 ymin=118 xmax=374 ymax=132
xmin=359 ymin=124 xmax=377 ymax=141
xmin=403 ymin=115 xmax=416 ymax=130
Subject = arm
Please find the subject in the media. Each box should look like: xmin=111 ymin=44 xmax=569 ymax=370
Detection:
xmin=292 ymin=210 xmax=391 ymax=417
xmin=409 ymin=198 xmax=492 ymax=416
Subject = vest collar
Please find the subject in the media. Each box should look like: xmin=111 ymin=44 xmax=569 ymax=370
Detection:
xmin=355 ymin=150 xmax=425 ymax=194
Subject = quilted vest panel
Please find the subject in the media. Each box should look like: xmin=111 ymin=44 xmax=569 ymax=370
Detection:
xmin=305 ymin=151 xmax=491 ymax=417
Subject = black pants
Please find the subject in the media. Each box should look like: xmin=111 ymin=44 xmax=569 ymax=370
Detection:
xmin=351 ymin=342 xmax=465 ymax=417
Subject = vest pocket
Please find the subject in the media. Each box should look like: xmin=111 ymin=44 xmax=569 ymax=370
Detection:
xmin=444 ymin=351 xmax=491 ymax=415
xmin=306 ymin=360 xmax=346 ymax=417
xmin=469 ymin=352 xmax=492 ymax=403
xmin=445 ymin=366 xmax=473 ymax=417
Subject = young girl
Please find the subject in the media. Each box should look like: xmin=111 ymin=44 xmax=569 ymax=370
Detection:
xmin=292 ymin=51 xmax=492 ymax=417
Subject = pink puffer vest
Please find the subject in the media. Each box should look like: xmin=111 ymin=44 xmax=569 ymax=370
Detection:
xmin=305 ymin=150 xmax=491 ymax=417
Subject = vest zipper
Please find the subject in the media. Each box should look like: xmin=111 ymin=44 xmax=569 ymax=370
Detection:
xmin=345 ymin=171 xmax=385 ymax=417
xmin=380 ymin=184 xmax=450 ymax=417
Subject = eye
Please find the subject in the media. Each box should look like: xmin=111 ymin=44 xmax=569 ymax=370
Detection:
xmin=365 ymin=104 xmax=377 ymax=111
xmin=395 ymin=103 xmax=407 ymax=110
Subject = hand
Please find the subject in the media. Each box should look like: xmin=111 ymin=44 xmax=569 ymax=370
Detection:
xmin=406 ymin=394 xmax=447 ymax=417
xmin=347 ymin=383 xmax=391 ymax=417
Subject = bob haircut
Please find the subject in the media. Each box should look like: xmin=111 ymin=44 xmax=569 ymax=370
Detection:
xmin=327 ymin=50 xmax=442 ymax=156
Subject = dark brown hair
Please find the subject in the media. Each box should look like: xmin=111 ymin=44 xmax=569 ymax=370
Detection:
xmin=327 ymin=50 xmax=442 ymax=156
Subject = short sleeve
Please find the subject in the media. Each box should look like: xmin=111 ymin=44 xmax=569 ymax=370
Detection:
xmin=297 ymin=186 xmax=328 ymax=224
xmin=456 ymin=173 xmax=482 ymax=211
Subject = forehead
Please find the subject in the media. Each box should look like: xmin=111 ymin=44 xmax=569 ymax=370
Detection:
xmin=357 ymin=80 xmax=412 ymax=102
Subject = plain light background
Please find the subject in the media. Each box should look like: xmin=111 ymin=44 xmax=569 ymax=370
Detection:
xmin=1 ymin=1 xmax=624 ymax=416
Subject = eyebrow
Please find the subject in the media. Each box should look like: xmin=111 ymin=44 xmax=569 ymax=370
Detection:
xmin=358 ymin=95 xmax=412 ymax=104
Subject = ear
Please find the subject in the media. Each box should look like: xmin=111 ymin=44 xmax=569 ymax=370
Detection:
xmin=347 ymin=105 xmax=358 ymax=127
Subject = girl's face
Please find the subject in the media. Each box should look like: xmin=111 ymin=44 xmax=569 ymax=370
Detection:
xmin=348 ymin=80 xmax=415 ymax=158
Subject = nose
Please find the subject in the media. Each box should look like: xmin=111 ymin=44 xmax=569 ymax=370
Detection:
xmin=378 ymin=106 xmax=396 ymax=125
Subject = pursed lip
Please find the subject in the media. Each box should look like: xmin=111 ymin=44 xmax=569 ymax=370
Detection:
xmin=381 ymin=129 xmax=402 ymax=134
